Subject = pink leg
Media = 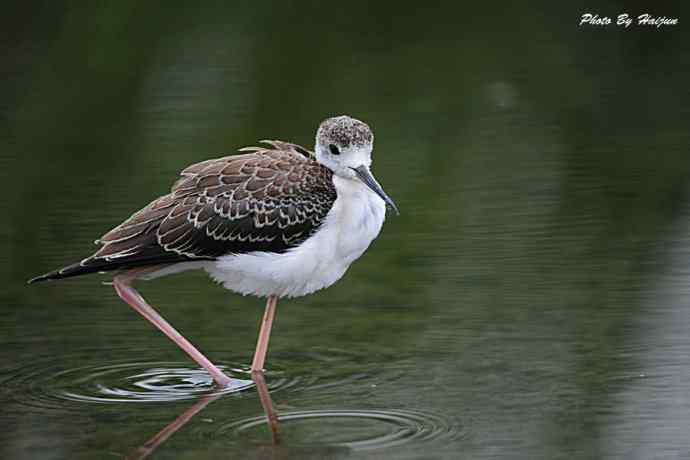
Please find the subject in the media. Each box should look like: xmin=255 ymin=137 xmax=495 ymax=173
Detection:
xmin=113 ymin=272 xmax=232 ymax=387
xmin=251 ymin=295 xmax=278 ymax=372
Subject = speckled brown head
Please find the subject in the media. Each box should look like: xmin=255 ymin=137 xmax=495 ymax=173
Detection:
xmin=314 ymin=115 xmax=374 ymax=177
xmin=314 ymin=115 xmax=398 ymax=215
xmin=316 ymin=115 xmax=373 ymax=150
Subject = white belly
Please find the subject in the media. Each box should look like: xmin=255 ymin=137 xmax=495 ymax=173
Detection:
xmin=206 ymin=176 xmax=386 ymax=298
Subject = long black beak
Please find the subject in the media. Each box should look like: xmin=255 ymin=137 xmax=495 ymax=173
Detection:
xmin=352 ymin=165 xmax=400 ymax=216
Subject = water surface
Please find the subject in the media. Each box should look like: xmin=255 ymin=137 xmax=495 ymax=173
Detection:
xmin=2 ymin=3 xmax=690 ymax=459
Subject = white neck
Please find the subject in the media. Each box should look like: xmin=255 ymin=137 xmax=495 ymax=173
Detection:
xmin=329 ymin=175 xmax=386 ymax=263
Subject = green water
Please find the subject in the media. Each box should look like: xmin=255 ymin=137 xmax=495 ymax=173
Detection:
xmin=2 ymin=2 xmax=690 ymax=459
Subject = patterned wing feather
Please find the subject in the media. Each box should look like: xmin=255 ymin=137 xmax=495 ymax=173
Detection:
xmin=88 ymin=142 xmax=336 ymax=270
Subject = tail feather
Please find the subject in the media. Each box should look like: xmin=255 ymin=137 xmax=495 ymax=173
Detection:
xmin=28 ymin=260 xmax=100 ymax=284
xmin=28 ymin=252 xmax=215 ymax=284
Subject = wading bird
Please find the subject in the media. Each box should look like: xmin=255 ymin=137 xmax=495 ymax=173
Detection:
xmin=29 ymin=115 xmax=398 ymax=387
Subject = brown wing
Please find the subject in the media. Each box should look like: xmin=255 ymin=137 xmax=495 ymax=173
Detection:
xmin=28 ymin=142 xmax=336 ymax=282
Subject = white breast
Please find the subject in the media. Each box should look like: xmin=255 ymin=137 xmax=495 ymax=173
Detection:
xmin=205 ymin=175 xmax=386 ymax=298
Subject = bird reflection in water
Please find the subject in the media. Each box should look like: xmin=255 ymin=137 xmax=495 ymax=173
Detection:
xmin=251 ymin=370 xmax=281 ymax=445
xmin=125 ymin=370 xmax=280 ymax=460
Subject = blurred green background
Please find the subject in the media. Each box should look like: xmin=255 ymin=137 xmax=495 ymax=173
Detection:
xmin=2 ymin=2 xmax=690 ymax=459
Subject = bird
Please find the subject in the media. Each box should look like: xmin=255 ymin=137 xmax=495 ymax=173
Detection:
xmin=29 ymin=115 xmax=398 ymax=387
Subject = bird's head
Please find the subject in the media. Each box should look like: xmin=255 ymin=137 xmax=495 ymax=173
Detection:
xmin=315 ymin=115 xmax=399 ymax=215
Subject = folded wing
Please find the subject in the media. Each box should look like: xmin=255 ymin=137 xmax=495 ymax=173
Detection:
xmin=29 ymin=142 xmax=336 ymax=282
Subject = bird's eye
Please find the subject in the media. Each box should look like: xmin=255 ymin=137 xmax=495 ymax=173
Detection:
xmin=328 ymin=144 xmax=340 ymax=155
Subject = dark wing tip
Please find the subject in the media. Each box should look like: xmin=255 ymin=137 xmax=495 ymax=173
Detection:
xmin=27 ymin=260 xmax=93 ymax=284
xmin=28 ymin=272 xmax=54 ymax=284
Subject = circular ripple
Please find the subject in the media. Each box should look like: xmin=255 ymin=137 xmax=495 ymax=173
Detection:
xmin=217 ymin=409 xmax=460 ymax=451
xmin=1 ymin=359 xmax=253 ymax=409
xmin=0 ymin=347 xmax=405 ymax=410
xmin=261 ymin=347 xmax=407 ymax=395
xmin=59 ymin=362 xmax=254 ymax=403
